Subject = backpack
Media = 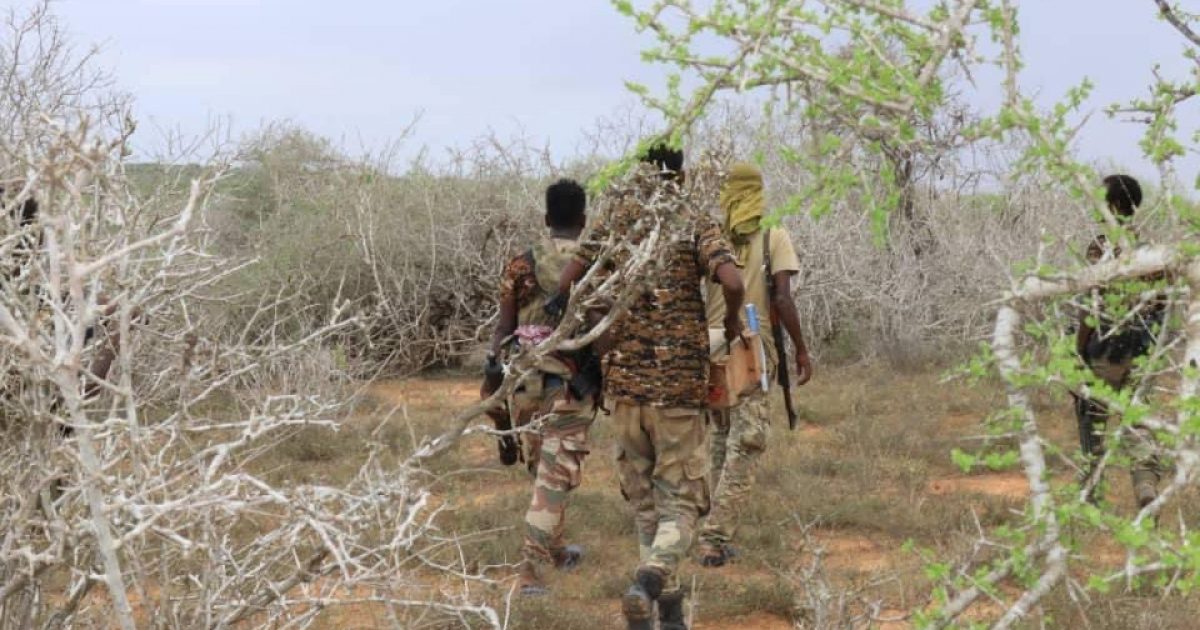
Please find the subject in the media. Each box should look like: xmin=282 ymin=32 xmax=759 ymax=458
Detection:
xmin=515 ymin=239 xmax=575 ymax=328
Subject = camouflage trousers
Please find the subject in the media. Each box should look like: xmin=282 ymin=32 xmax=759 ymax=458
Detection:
xmin=521 ymin=404 xmax=593 ymax=570
xmin=1077 ymin=354 xmax=1163 ymax=492
xmin=699 ymin=391 xmax=770 ymax=550
xmin=612 ymin=402 xmax=709 ymax=584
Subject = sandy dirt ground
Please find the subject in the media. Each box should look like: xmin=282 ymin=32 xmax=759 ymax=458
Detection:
xmin=262 ymin=363 xmax=1173 ymax=629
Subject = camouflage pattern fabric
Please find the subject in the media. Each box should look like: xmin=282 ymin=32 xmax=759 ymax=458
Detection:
xmin=517 ymin=383 xmax=594 ymax=585
xmin=499 ymin=235 xmax=594 ymax=587
xmin=1083 ymin=235 xmax=1167 ymax=362
xmin=500 ymin=236 xmax=576 ymax=329
xmin=1077 ymin=233 xmax=1167 ymax=497
xmin=499 ymin=250 xmax=538 ymax=311
xmin=508 ymin=385 xmax=545 ymax=474
xmin=522 ymin=407 xmax=591 ymax=565
xmin=496 ymin=236 xmax=582 ymax=474
xmin=1076 ymin=354 xmax=1163 ymax=488
xmin=574 ymin=167 xmax=736 ymax=409
xmin=611 ymin=401 xmax=709 ymax=585
xmin=699 ymin=390 xmax=770 ymax=550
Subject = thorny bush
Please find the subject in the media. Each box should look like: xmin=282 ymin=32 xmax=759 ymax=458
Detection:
xmin=0 ymin=4 xmax=503 ymax=628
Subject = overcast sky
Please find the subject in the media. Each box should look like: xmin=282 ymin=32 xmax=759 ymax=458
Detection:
xmin=16 ymin=0 xmax=1200 ymax=182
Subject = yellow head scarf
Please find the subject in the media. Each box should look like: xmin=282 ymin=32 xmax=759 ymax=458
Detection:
xmin=719 ymin=163 xmax=765 ymax=259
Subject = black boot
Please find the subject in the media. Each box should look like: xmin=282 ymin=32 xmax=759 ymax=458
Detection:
xmin=658 ymin=589 xmax=687 ymax=630
xmin=698 ymin=543 xmax=737 ymax=568
xmin=621 ymin=567 xmax=663 ymax=630
xmin=516 ymin=560 xmax=548 ymax=597
xmin=554 ymin=544 xmax=585 ymax=571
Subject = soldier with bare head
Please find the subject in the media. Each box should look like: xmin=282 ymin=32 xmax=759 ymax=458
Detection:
xmin=481 ymin=178 xmax=599 ymax=596
xmin=556 ymin=143 xmax=745 ymax=630
xmin=1074 ymin=174 xmax=1166 ymax=508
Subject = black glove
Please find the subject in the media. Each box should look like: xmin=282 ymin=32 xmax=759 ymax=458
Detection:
xmin=543 ymin=291 xmax=568 ymax=321
xmin=482 ymin=355 xmax=503 ymax=394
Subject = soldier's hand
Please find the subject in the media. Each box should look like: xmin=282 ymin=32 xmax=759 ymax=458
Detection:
xmin=795 ymin=350 xmax=813 ymax=386
xmin=497 ymin=435 xmax=520 ymax=466
xmin=543 ymin=291 xmax=568 ymax=320
xmin=723 ymin=314 xmax=744 ymax=343
xmin=481 ymin=355 xmax=503 ymax=396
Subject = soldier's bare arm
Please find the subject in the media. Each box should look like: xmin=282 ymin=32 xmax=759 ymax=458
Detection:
xmin=489 ymin=293 xmax=518 ymax=358
xmin=484 ymin=257 xmax=524 ymax=396
xmin=715 ymin=261 xmax=744 ymax=342
xmin=84 ymin=297 xmax=135 ymax=400
xmin=697 ymin=212 xmax=743 ymax=341
xmin=86 ymin=326 xmax=118 ymax=400
xmin=483 ymin=294 xmax=516 ymax=396
xmin=771 ymin=271 xmax=813 ymax=385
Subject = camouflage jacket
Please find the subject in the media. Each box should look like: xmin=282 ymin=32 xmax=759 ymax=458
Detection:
xmin=1081 ymin=235 xmax=1168 ymax=363
xmin=575 ymin=167 xmax=736 ymax=408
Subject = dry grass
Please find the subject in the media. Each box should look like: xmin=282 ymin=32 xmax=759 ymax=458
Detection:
xmin=251 ymin=364 xmax=1200 ymax=628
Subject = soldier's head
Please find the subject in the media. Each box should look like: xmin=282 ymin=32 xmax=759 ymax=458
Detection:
xmin=545 ymin=178 xmax=586 ymax=233
xmin=1103 ymin=174 xmax=1142 ymax=223
xmin=1 ymin=185 xmax=39 ymax=229
xmin=2 ymin=186 xmax=40 ymax=280
xmin=642 ymin=142 xmax=684 ymax=182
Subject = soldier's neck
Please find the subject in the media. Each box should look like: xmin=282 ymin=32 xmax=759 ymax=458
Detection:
xmin=550 ymin=227 xmax=582 ymax=241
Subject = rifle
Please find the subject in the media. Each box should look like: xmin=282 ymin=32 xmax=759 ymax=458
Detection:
xmin=482 ymin=355 xmax=522 ymax=466
xmin=486 ymin=406 xmax=522 ymax=466
xmin=764 ymin=230 xmax=799 ymax=430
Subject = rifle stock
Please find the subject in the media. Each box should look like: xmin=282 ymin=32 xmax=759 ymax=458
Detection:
xmin=486 ymin=405 xmax=521 ymax=466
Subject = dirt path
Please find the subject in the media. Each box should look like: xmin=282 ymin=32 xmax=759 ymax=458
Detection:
xmin=696 ymin=612 xmax=795 ymax=629
xmin=809 ymin=531 xmax=896 ymax=572
xmin=929 ymin=472 xmax=1028 ymax=499
xmin=333 ymin=372 xmax=1039 ymax=629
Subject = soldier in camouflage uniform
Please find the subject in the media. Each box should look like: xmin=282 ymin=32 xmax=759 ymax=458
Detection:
xmin=482 ymin=179 xmax=595 ymax=595
xmin=698 ymin=163 xmax=813 ymax=567
xmin=556 ymin=145 xmax=745 ymax=630
xmin=1075 ymin=174 xmax=1167 ymax=508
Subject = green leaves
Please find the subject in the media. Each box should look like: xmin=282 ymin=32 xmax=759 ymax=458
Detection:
xmin=611 ymin=0 xmax=993 ymax=231
xmin=611 ymin=1 xmax=1200 ymax=618
xmin=951 ymin=448 xmax=977 ymax=473
xmin=1087 ymin=575 xmax=1112 ymax=594
xmin=983 ymin=450 xmax=1020 ymax=471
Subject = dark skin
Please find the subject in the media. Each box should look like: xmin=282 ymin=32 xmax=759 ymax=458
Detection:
xmin=771 ymin=271 xmax=813 ymax=385
xmin=84 ymin=298 xmax=124 ymax=400
xmin=715 ymin=263 xmax=746 ymax=340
